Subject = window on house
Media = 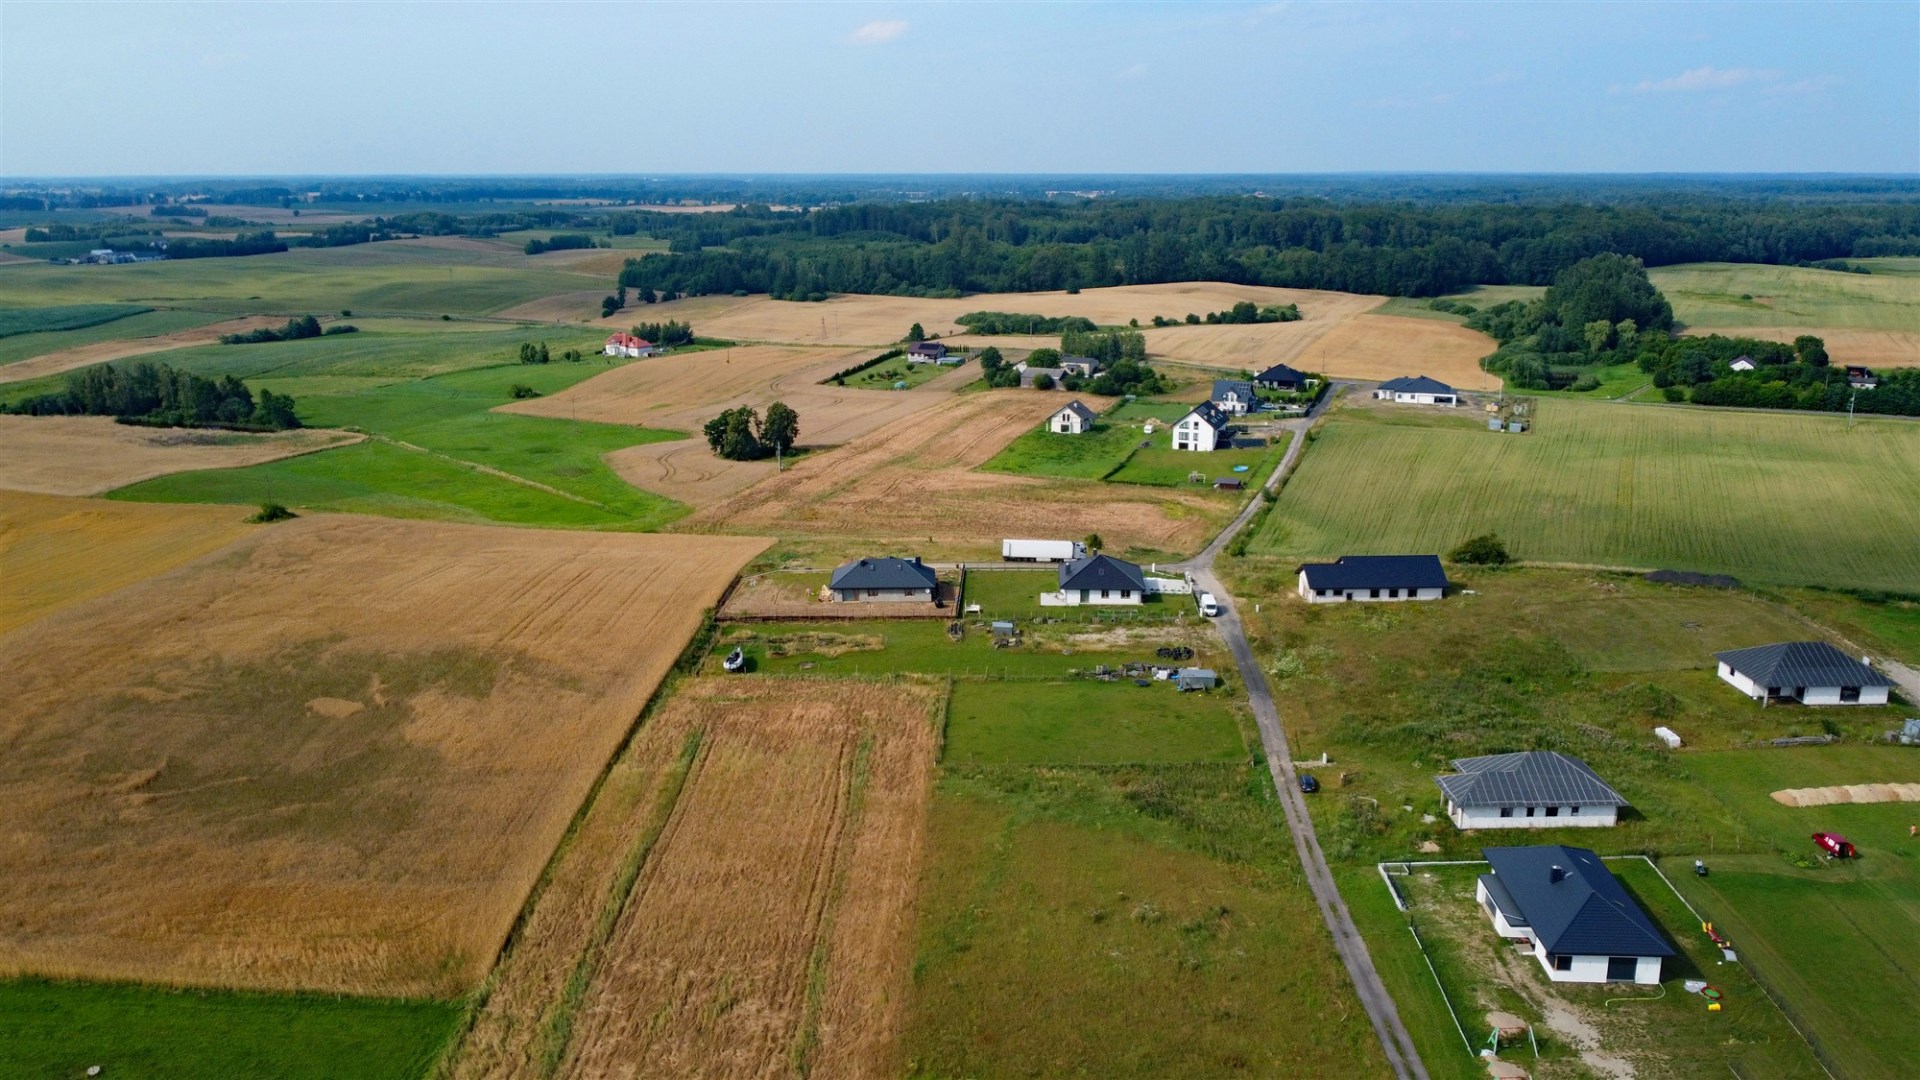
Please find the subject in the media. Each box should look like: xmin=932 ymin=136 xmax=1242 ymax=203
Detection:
xmin=1569 ymin=805 xmax=1581 ymax=815
xmin=1555 ymin=955 xmax=1573 ymax=972
xmin=1606 ymin=956 xmax=1638 ymax=981
xmin=1499 ymin=807 xmax=1513 ymax=818
xmin=1120 ymin=590 xmax=1131 ymax=598
xmin=1841 ymin=686 xmax=1861 ymax=703
xmin=1100 ymin=589 xmax=1110 ymax=598
xmin=1525 ymin=806 xmax=1536 ymax=817
xmin=867 ymin=589 xmax=879 ymax=597
xmin=1546 ymin=806 xmax=1559 ymax=817
xmin=1370 ymin=589 xmax=1380 ymax=599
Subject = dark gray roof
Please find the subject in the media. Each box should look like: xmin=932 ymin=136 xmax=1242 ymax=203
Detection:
xmin=1180 ymin=402 xmax=1231 ymax=430
xmin=1211 ymin=379 xmax=1255 ymax=401
xmin=1299 ymin=555 xmax=1447 ymax=592
xmin=1483 ymin=846 xmax=1674 ymax=958
xmin=909 ymin=341 xmax=947 ymax=354
xmin=830 ymin=556 xmax=938 ymax=591
xmin=1058 ymin=553 xmax=1147 ymax=593
xmin=1436 ymin=751 xmax=1628 ymax=809
xmin=1056 ymin=400 xmax=1099 ymax=422
xmin=1715 ymin=641 xmax=1893 ymax=689
xmin=1061 ymin=354 xmax=1101 ymax=369
xmin=1477 ymin=873 xmax=1527 ymax=926
xmin=1255 ymin=363 xmax=1307 ymax=386
xmin=1378 ymin=375 xmax=1456 ymax=395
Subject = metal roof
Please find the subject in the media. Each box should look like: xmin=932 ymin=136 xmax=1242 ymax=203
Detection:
xmin=1211 ymin=379 xmax=1255 ymax=400
xmin=1436 ymin=751 xmax=1628 ymax=809
xmin=1298 ymin=555 xmax=1448 ymax=592
xmin=1055 ymin=400 xmax=1099 ymax=422
xmin=830 ymin=556 xmax=938 ymax=591
xmin=1483 ymin=846 xmax=1674 ymax=958
xmin=1058 ymin=553 xmax=1148 ymax=593
xmin=1175 ymin=667 xmax=1218 ymax=686
xmin=1254 ymin=363 xmax=1307 ymax=385
xmin=1179 ymin=402 xmax=1231 ymax=430
xmin=1477 ymin=873 xmax=1528 ymax=926
xmin=1378 ymin=375 xmax=1457 ymax=395
xmin=1714 ymin=641 xmax=1893 ymax=689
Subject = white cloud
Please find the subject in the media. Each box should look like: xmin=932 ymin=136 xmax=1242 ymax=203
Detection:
xmin=849 ymin=20 xmax=907 ymax=46
xmin=1627 ymin=66 xmax=1780 ymax=94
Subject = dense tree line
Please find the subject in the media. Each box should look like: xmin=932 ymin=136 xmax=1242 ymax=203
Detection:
xmin=954 ymin=311 xmax=1098 ymax=335
xmin=1196 ymin=301 xmax=1300 ymax=325
xmin=1060 ymin=328 xmax=1148 ymax=365
xmin=221 ymin=315 xmax=357 ymax=344
xmin=151 ymin=204 xmax=209 ymax=217
xmin=703 ymin=402 xmax=798 ymax=460
xmin=629 ymin=319 xmax=695 ymax=346
xmin=1470 ymin=255 xmax=1672 ymax=389
xmin=1638 ymin=334 xmax=1920 ymax=416
xmin=167 ymin=231 xmax=289 ymax=259
xmin=524 ymin=233 xmax=596 ymax=255
xmin=6 ymin=361 xmax=299 ymax=430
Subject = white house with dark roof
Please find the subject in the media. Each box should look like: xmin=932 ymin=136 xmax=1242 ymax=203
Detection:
xmin=1437 ymin=751 xmax=1628 ymax=829
xmin=1171 ymin=402 xmax=1231 ymax=451
xmin=1047 ymin=553 xmax=1147 ymax=606
xmin=1297 ymin=555 xmax=1447 ymax=603
xmin=1715 ymin=641 xmax=1894 ymax=706
xmin=1210 ymin=379 xmax=1258 ymax=416
xmin=1477 ymin=845 xmax=1675 ymax=984
xmin=1048 ymin=400 xmax=1098 ymax=435
xmin=1060 ymin=355 xmax=1103 ymax=377
xmin=1373 ymin=375 xmax=1458 ymax=406
xmin=907 ymin=341 xmax=949 ymax=363
xmin=829 ymin=556 xmax=939 ymax=603
xmin=1254 ymin=363 xmax=1311 ymax=392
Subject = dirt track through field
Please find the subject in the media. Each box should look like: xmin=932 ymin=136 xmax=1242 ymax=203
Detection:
xmin=1771 ymin=783 xmax=1920 ymax=807
xmin=0 ymin=416 xmax=361 ymax=496
xmin=0 ymin=314 xmax=287 ymax=384
xmin=449 ymin=677 xmax=939 ymax=1080
xmin=0 ymin=515 xmax=767 ymax=997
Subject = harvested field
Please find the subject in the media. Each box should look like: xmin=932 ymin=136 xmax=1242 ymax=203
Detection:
xmin=495 ymin=289 xmax=610 ymax=324
xmin=686 ymin=390 xmax=1225 ymax=556
xmin=1139 ymin=289 xmax=1383 ymax=369
xmin=0 ymin=516 xmax=767 ymax=997
xmin=1291 ymin=312 xmax=1499 ymax=389
xmin=0 ymin=415 xmax=362 ymax=496
xmin=605 ymin=438 xmax=779 ymax=505
xmin=449 ymin=677 xmax=940 ymax=1079
xmin=0 ymin=314 xmax=288 ymax=384
xmin=0 ymin=490 xmax=254 ymax=636
xmin=1771 ymin=783 xmax=1920 ymax=807
xmin=1684 ymin=326 xmax=1920 ymax=370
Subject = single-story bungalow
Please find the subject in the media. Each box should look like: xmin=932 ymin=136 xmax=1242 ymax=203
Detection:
xmin=1297 ymin=555 xmax=1447 ymax=603
xmin=1171 ymin=402 xmax=1232 ymax=452
xmin=1049 ymin=400 xmax=1099 ymax=435
xmin=1060 ymin=355 xmax=1103 ymax=377
xmin=1210 ymin=379 xmax=1259 ymax=416
xmin=1051 ymin=553 xmax=1148 ymax=605
xmin=1477 ymin=845 xmax=1674 ymax=984
xmin=1254 ymin=363 xmax=1311 ymax=392
xmin=908 ymin=341 xmax=949 ymax=363
xmin=1714 ymin=641 xmax=1894 ymax=706
xmin=604 ymin=333 xmax=657 ymax=358
xmin=829 ymin=556 xmax=939 ymax=603
xmin=1437 ymin=751 xmax=1629 ymax=830
xmin=1374 ymin=375 xmax=1458 ymax=406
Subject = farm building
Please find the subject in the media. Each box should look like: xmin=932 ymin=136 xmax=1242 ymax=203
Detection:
xmin=1373 ymin=375 xmax=1458 ymax=406
xmin=1296 ymin=555 xmax=1447 ymax=603
xmin=1254 ymin=363 xmax=1311 ymax=392
xmin=1436 ymin=751 xmax=1629 ymax=830
xmin=1171 ymin=402 xmax=1231 ymax=452
xmin=1050 ymin=553 xmax=1148 ymax=606
xmin=1048 ymin=400 xmax=1099 ymax=435
xmin=1729 ymin=356 xmax=1757 ymax=372
xmin=907 ymin=341 xmax=949 ymax=363
xmin=1210 ymin=379 xmax=1259 ymax=416
xmin=1477 ymin=845 xmax=1674 ymax=985
xmin=1846 ymin=365 xmax=1878 ymax=389
xmin=603 ymin=333 xmax=657 ymax=358
xmin=829 ymin=556 xmax=939 ymax=603
xmin=1714 ymin=641 xmax=1894 ymax=706
xmin=1018 ymin=364 xmax=1067 ymax=389
xmin=1060 ymin=355 xmax=1103 ymax=377
xmin=1175 ymin=668 xmax=1219 ymax=691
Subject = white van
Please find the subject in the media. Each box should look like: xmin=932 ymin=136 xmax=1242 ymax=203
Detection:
xmin=1198 ymin=592 xmax=1221 ymax=617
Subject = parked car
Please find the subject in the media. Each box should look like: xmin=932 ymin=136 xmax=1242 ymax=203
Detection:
xmin=1813 ymin=832 xmax=1857 ymax=858
xmin=1199 ymin=592 xmax=1221 ymax=617
xmin=1299 ymin=774 xmax=1319 ymax=794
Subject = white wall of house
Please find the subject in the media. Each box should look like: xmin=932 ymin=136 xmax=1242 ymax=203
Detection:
xmin=1050 ymin=410 xmax=1089 ymax=434
xmin=1213 ymin=391 xmax=1254 ymax=416
xmin=1718 ymin=662 xmax=1890 ymax=705
xmin=1297 ymin=572 xmax=1443 ymax=603
xmin=1374 ymin=389 xmax=1457 ymax=406
xmin=1531 ymin=942 xmax=1662 ymax=985
xmin=1475 ymin=879 xmax=1531 ymax=940
xmin=1449 ymin=800 xmax=1618 ymax=829
xmin=1046 ymin=588 xmax=1144 ymax=606
xmin=834 ymin=587 xmax=934 ymax=603
xmin=1172 ymin=416 xmax=1221 ymax=451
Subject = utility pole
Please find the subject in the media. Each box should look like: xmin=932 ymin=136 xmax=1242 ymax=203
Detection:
xmin=1848 ymin=388 xmax=1857 ymax=429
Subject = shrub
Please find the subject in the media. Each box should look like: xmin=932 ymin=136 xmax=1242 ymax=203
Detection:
xmin=247 ymin=501 xmax=296 ymax=523
xmin=508 ymin=383 xmax=540 ymax=399
xmin=1448 ymin=533 xmax=1511 ymax=565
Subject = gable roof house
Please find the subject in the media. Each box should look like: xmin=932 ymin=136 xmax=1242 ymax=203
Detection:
xmin=1437 ymin=751 xmax=1629 ymax=830
xmin=604 ymin=333 xmax=657 ymax=358
xmin=1018 ymin=365 xmax=1067 ymax=389
xmin=1477 ymin=845 xmax=1675 ymax=984
xmin=1210 ymin=379 xmax=1259 ymax=416
xmin=829 ymin=556 xmax=940 ymax=603
xmin=1846 ymin=365 xmax=1878 ymax=389
xmin=1715 ymin=641 xmax=1894 ymax=706
xmin=1171 ymin=402 xmax=1231 ymax=452
xmin=1297 ymin=555 xmax=1447 ymax=604
xmin=1059 ymin=355 xmax=1103 ymax=377
xmin=1373 ymin=375 xmax=1458 ymax=406
xmin=1051 ymin=553 xmax=1148 ymax=606
xmin=907 ymin=341 xmax=949 ymax=363
xmin=1729 ymin=356 xmax=1757 ymax=372
xmin=1048 ymin=400 xmax=1099 ymax=435
xmin=1254 ymin=363 xmax=1310 ymax=392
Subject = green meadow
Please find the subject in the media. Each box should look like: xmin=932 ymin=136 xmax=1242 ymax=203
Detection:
xmin=943 ymin=679 xmax=1246 ymax=765
xmin=0 ymin=308 xmax=227 ymax=367
xmin=1649 ymin=259 xmax=1920 ymax=331
xmin=980 ymin=417 xmax=1148 ymax=480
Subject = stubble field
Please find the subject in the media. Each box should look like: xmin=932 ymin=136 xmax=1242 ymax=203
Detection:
xmin=0 ymin=515 xmax=767 ymax=998
xmin=0 ymin=416 xmax=361 ymax=496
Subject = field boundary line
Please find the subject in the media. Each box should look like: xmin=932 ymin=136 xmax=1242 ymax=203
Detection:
xmin=371 ymin=433 xmax=610 ymax=509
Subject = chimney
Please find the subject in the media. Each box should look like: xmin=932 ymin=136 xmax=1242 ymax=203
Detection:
xmin=1549 ymin=865 xmax=1565 ymax=884
xmin=913 ymin=556 xmax=922 ymax=566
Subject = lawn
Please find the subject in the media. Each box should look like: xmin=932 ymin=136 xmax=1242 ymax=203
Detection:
xmin=1247 ymin=395 xmax=1920 ymax=593
xmin=902 ymin=768 xmax=1391 ymax=1078
xmin=723 ymin=618 xmax=1227 ymax=679
xmin=110 ymin=361 xmax=688 ymax=529
xmin=0 ymin=978 xmax=459 ymax=1080
xmin=943 ymin=679 xmax=1247 ymax=765
xmin=843 ymin=356 xmax=956 ymax=390
xmin=1108 ymin=444 xmax=1277 ymax=488
xmin=980 ymin=419 xmax=1148 ymax=480
xmin=961 ymin=568 xmax=1192 ymax=621
xmin=1780 ymin=587 xmax=1920 ymax=663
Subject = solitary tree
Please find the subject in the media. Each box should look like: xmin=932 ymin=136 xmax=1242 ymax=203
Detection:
xmin=1793 ymin=334 xmax=1829 ymax=367
xmin=905 ymin=322 xmax=926 ymax=344
xmin=1084 ymin=533 xmax=1104 ymax=552
xmin=1447 ymin=533 xmax=1511 ymax=565
xmin=761 ymin=401 xmax=799 ymax=458
xmin=721 ymin=409 xmax=761 ymax=461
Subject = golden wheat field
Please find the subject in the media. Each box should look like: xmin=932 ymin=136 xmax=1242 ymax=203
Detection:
xmin=0 ymin=515 xmax=768 ymax=998
xmin=1290 ymin=312 xmax=1501 ymax=389
xmin=448 ymin=676 xmax=941 ymax=1080
xmin=0 ymin=416 xmax=362 ymax=496
xmin=0 ymin=490 xmax=257 ymax=636
xmin=684 ymin=389 xmax=1225 ymax=555
xmin=1138 ymin=289 xmax=1385 ymax=370
xmin=0 ymin=315 xmax=290 ymax=384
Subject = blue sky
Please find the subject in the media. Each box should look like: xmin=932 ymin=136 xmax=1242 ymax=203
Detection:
xmin=2 ymin=1 xmax=1913 ymax=176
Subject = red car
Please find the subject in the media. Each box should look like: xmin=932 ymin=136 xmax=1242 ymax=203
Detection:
xmin=1813 ymin=832 xmax=1857 ymax=858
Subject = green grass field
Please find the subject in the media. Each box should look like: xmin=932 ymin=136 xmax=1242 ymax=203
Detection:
xmin=1649 ymin=260 xmax=1920 ymax=331
xmin=0 ymin=303 xmax=151 ymax=338
xmin=960 ymin=569 xmax=1191 ymax=622
xmin=944 ymin=679 xmax=1246 ymax=765
xmin=1248 ymin=397 xmax=1920 ymax=592
xmin=111 ymin=359 xmax=688 ymax=529
xmin=980 ymin=419 xmax=1148 ymax=480
xmin=0 ymin=308 xmax=227 ymax=367
xmin=0 ymin=979 xmax=459 ymax=1080
xmin=1108 ymin=445 xmax=1277 ymax=488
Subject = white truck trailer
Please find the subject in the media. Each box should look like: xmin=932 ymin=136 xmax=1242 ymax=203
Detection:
xmin=1001 ymin=539 xmax=1086 ymax=563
